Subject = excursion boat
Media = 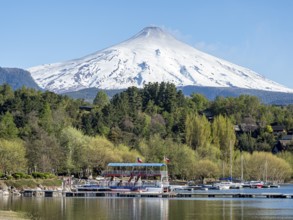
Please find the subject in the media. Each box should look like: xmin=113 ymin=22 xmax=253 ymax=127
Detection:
xmin=101 ymin=162 xmax=170 ymax=193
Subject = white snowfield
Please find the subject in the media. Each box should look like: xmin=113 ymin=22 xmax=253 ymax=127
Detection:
xmin=28 ymin=27 xmax=293 ymax=93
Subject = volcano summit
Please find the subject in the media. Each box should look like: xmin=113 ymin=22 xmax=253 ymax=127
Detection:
xmin=28 ymin=27 xmax=293 ymax=94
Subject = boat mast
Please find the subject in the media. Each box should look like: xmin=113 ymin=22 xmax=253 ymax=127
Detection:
xmin=265 ymin=158 xmax=268 ymax=182
xmin=230 ymin=140 xmax=232 ymax=182
xmin=241 ymin=151 xmax=243 ymax=182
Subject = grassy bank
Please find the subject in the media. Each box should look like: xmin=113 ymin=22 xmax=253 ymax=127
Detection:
xmin=1 ymin=178 xmax=62 ymax=190
xmin=0 ymin=210 xmax=29 ymax=220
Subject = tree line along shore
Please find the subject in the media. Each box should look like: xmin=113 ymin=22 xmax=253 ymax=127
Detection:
xmin=0 ymin=82 xmax=292 ymax=184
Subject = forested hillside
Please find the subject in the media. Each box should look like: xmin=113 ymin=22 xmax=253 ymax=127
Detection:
xmin=0 ymin=82 xmax=292 ymax=182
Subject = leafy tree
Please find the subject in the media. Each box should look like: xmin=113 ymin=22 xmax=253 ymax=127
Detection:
xmin=255 ymin=131 xmax=275 ymax=152
xmin=149 ymin=114 xmax=167 ymax=137
xmin=196 ymin=142 xmax=221 ymax=161
xmin=237 ymin=133 xmax=256 ymax=153
xmin=139 ymin=135 xmax=197 ymax=179
xmin=0 ymin=139 xmax=27 ymax=174
xmin=168 ymin=143 xmax=197 ymax=180
xmin=185 ymin=113 xmax=211 ymax=150
xmin=108 ymin=126 xmax=123 ymax=145
xmin=193 ymin=159 xmax=219 ymax=184
xmin=212 ymin=115 xmax=236 ymax=161
xmin=245 ymin=152 xmax=291 ymax=182
xmin=59 ymin=127 xmax=89 ymax=174
xmin=189 ymin=93 xmax=210 ymax=112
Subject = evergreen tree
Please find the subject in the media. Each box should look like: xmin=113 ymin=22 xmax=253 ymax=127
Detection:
xmin=93 ymin=91 xmax=110 ymax=108
xmin=0 ymin=111 xmax=19 ymax=139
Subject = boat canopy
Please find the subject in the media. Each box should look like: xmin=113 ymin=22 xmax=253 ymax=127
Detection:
xmin=107 ymin=163 xmax=166 ymax=167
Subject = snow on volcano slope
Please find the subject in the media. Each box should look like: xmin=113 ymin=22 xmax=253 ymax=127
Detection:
xmin=28 ymin=27 xmax=293 ymax=93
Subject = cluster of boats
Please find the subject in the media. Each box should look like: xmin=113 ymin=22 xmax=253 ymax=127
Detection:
xmin=172 ymin=181 xmax=280 ymax=192
xmin=75 ymin=163 xmax=170 ymax=193
xmin=73 ymin=163 xmax=280 ymax=194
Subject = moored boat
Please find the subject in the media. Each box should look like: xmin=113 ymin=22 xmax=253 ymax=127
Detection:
xmin=213 ymin=182 xmax=233 ymax=190
xmin=76 ymin=182 xmax=111 ymax=192
xmin=102 ymin=162 xmax=169 ymax=193
xmin=242 ymin=181 xmax=264 ymax=188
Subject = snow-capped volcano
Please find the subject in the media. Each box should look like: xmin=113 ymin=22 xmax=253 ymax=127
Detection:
xmin=28 ymin=26 xmax=293 ymax=93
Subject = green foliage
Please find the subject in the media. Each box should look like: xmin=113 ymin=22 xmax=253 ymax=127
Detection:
xmin=185 ymin=113 xmax=211 ymax=150
xmin=139 ymin=135 xmax=197 ymax=179
xmin=31 ymin=172 xmax=55 ymax=179
xmin=0 ymin=112 xmax=19 ymax=139
xmin=212 ymin=115 xmax=236 ymax=162
xmin=276 ymin=151 xmax=293 ymax=177
xmin=0 ymin=83 xmax=293 ymax=182
xmin=193 ymin=159 xmax=219 ymax=183
xmin=4 ymin=178 xmax=62 ymax=189
xmin=196 ymin=143 xmax=221 ymax=161
xmin=0 ymin=84 xmax=14 ymax=106
xmin=244 ymin=152 xmax=292 ymax=182
xmin=0 ymin=139 xmax=27 ymax=174
xmin=237 ymin=133 xmax=257 ymax=153
xmin=265 ymin=125 xmax=273 ymax=133
xmin=12 ymin=172 xmax=32 ymax=179
xmin=189 ymin=93 xmax=210 ymax=112
xmin=39 ymin=102 xmax=53 ymax=133
xmin=93 ymin=91 xmax=110 ymax=108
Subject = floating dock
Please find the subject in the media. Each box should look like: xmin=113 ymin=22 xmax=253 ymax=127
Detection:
xmin=176 ymin=192 xmax=293 ymax=199
xmin=20 ymin=190 xmax=293 ymax=199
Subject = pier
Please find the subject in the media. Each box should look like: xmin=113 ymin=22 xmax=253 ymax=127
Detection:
xmin=20 ymin=190 xmax=293 ymax=199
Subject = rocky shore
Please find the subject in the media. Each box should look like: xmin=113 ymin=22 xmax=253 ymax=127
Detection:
xmin=0 ymin=179 xmax=62 ymax=196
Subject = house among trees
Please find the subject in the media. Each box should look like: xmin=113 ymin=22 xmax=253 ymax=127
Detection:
xmin=79 ymin=106 xmax=93 ymax=111
xmin=200 ymin=110 xmax=214 ymax=122
xmin=236 ymin=117 xmax=259 ymax=134
xmin=271 ymin=125 xmax=286 ymax=136
xmin=273 ymin=134 xmax=293 ymax=153
xmin=234 ymin=125 xmax=241 ymax=133
xmin=238 ymin=122 xmax=259 ymax=134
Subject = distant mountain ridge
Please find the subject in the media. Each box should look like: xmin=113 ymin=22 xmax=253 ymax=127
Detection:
xmin=62 ymin=86 xmax=293 ymax=105
xmin=28 ymin=26 xmax=293 ymax=94
xmin=0 ymin=67 xmax=41 ymax=90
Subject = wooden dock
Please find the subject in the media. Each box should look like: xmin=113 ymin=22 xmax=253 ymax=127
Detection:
xmin=176 ymin=192 xmax=293 ymax=199
xmin=20 ymin=190 xmax=293 ymax=199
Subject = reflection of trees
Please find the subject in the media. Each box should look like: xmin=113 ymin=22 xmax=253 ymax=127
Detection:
xmin=169 ymin=199 xmax=239 ymax=220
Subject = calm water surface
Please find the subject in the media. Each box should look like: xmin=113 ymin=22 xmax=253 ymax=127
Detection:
xmin=1 ymin=185 xmax=293 ymax=220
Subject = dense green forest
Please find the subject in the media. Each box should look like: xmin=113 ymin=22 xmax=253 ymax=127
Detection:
xmin=0 ymin=82 xmax=292 ymax=182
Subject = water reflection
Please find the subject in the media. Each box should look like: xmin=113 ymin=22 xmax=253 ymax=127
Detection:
xmin=0 ymin=196 xmax=293 ymax=220
xmin=101 ymin=198 xmax=169 ymax=220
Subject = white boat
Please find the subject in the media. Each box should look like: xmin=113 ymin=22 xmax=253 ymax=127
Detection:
xmin=76 ymin=181 xmax=111 ymax=192
xmin=213 ymin=182 xmax=233 ymax=190
xmin=242 ymin=181 xmax=264 ymax=188
xmin=172 ymin=185 xmax=208 ymax=193
xmin=2 ymin=190 xmax=9 ymax=196
xmin=213 ymin=181 xmax=242 ymax=190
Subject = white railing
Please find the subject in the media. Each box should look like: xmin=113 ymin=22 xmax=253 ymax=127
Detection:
xmin=102 ymin=170 xmax=162 ymax=176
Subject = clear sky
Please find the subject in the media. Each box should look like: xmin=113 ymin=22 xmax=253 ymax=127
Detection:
xmin=1 ymin=0 xmax=293 ymax=89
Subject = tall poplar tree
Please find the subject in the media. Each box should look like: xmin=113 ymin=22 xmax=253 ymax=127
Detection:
xmin=212 ymin=115 xmax=236 ymax=176
xmin=185 ymin=113 xmax=211 ymax=150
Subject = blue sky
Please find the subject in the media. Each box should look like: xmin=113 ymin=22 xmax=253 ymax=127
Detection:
xmin=1 ymin=0 xmax=293 ymax=89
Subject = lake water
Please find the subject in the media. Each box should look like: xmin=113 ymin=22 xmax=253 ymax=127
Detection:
xmin=1 ymin=185 xmax=293 ymax=220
